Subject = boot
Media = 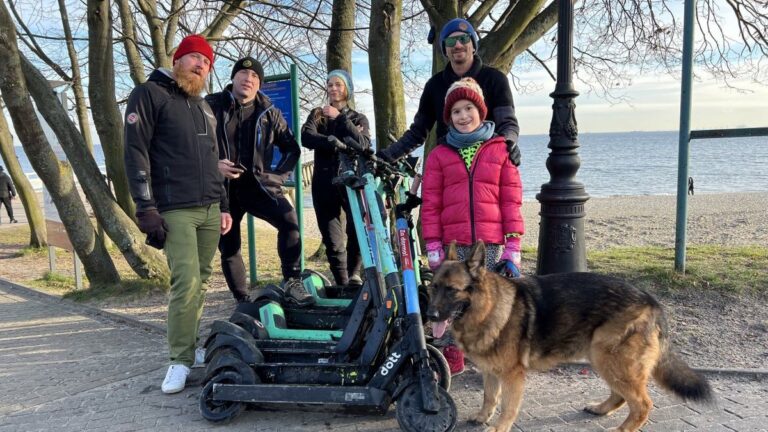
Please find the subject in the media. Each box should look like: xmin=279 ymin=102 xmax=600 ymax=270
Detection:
xmin=442 ymin=344 xmax=465 ymax=376
xmin=283 ymin=277 xmax=315 ymax=307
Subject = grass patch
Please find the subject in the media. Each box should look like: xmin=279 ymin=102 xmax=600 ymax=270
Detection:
xmin=64 ymin=278 xmax=168 ymax=301
xmin=26 ymin=271 xmax=77 ymax=295
xmin=587 ymin=245 xmax=768 ymax=296
xmin=0 ymin=224 xmax=31 ymax=244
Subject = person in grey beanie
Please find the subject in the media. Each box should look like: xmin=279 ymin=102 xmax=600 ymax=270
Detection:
xmin=301 ymin=69 xmax=370 ymax=287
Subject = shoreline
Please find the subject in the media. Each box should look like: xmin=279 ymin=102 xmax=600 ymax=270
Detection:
xmin=6 ymin=191 xmax=767 ymax=252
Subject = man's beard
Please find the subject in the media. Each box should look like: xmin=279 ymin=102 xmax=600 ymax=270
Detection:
xmin=173 ymin=63 xmax=207 ymax=96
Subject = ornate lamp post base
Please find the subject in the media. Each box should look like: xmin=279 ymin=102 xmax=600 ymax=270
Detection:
xmin=535 ymin=0 xmax=590 ymax=275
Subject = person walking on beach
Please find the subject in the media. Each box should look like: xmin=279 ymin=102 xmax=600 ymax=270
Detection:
xmin=421 ymin=78 xmax=525 ymax=375
xmin=0 ymin=166 xmax=18 ymax=224
xmin=206 ymin=57 xmax=312 ymax=306
xmin=688 ymin=177 xmax=695 ymax=195
xmin=378 ymin=18 xmax=521 ymax=166
xmin=124 ymin=35 xmax=232 ymax=394
xmin=301 ymin=69 xmax=370 ymax=287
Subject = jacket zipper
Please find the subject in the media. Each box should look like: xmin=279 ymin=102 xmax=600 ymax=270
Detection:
xmin=466 ymin=144 xmax=492 ymax=243
xmin=253 ymin=105 xmax=278 ymax=202
xmin=188 ymin=99 xmax=205 ymax=206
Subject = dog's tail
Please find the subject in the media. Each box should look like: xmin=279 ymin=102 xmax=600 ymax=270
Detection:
xmin=652 ymin=315 xmax=714 ymax=403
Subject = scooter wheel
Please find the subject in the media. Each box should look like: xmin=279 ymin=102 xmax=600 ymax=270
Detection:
xmin=396 ymin=384 xmax=457 ymax=432
xmin=199 ymin=370 xmax=249 ymax=423
xmin=204 ymin=352 xmax=257 ymax=385
xmin=426 ymin=344 xmax=451 ymax=391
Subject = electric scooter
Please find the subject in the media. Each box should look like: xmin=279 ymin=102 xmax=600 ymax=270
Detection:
xmin=198 ymin=137 xmax=456 ymax=431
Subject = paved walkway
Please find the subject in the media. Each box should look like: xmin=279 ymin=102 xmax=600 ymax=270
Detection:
xmin=1 ymin=280 xmax=766 ymax=432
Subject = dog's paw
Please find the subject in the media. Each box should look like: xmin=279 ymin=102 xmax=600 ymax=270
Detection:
xmin=483 ymin=427 xmax=498 ymax=432
xmin=583 ymin=404 xmax=604 ymax=416
xmin=470 ymin=411 xmax=493 ymax=425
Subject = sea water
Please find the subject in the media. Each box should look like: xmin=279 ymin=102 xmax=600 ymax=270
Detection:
xmin=8 ymin=130 xmax=767 ymax=203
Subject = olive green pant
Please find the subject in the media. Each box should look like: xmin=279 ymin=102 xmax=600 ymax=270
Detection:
xmin=162 ymin=204 xmax=220 ymax=366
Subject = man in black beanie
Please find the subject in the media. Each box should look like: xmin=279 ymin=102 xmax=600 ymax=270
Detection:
xmin=206 ymin=57 xmax=311 ymax=306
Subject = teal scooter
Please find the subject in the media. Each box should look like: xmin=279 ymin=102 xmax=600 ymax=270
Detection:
xmin=199 ymin=136 xmax=456 ymax=431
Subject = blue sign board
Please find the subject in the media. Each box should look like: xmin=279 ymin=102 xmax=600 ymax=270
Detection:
xmin=261 ymin=79 xmax=293 ymax=170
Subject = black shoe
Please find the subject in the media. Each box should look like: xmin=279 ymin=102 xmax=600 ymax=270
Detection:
xmin=347 ymin=275 xmax=363 ymax=287
xmin=11 ymin=219 xmax=17 ymax=223
xmin=283 ymin=278 xmax=315 ymax=307
xmin=236 ymin=295 xmax=252 ymax=304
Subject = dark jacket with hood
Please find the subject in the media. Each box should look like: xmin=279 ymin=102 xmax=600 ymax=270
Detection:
xmin=386 ymin=55 xmax=520 ymax=159
xmin=124 ymin=69 xmax=228 ymax=213
xmin=0 ymin=169 xmax=16 ymax=199
xmin=300 ymin=106 xmax=370 ymax=175
xmin=206 ymin=87 xmax=300 ymax=197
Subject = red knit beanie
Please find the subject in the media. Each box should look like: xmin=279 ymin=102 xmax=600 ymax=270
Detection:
xmin=443 ymin=78 xmax=487 ymax=124
xmin=173 ymin=34 xmax=214 ymax=65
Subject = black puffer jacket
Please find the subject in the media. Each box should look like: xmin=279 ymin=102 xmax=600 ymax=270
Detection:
xmin=124 ymin=69 xmax=227 ymax=213
xmin=300 ymin=106 xmax=370 ymax=173
xmin=206 ymin=88 xmax=300 ymax=196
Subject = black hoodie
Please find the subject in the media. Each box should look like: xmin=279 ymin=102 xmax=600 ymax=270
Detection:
xmin=124 ymin=69 xmax=228 ymax=213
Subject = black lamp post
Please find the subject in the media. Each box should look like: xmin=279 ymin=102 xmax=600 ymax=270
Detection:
xmin=536 ymin=0 xmax=590 ymax=275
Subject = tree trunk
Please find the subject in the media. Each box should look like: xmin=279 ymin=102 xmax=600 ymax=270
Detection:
xmin=368 ymin=0 xmax=407 ymax=148
xmin=0 ymin=107 xmax=47 ymax=247
xmin=116 ymin=0 xmax=146 ymax=86
xmin=88 ymin=0 xmax=135 ymax=218
xmin=20 ymin=57 xmax=171 ymax=284
xmin=58 ymin=0 xmax=94 ymax=154
xmin=326 ymin=0 xmax=355 ymax=73
xmin=0 ymin=1 xmax=119 ymax=286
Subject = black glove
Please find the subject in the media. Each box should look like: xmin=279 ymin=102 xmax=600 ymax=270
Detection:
xmin=507 ymin=140 xmax=521 ymax=166
xmin=136 ymin=210 xmax=168 ymax=249
xmin=375 ymin=148 xmax=397 ymax=164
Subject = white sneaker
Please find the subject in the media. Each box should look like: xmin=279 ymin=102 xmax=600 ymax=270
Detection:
xmin=192 ymin=347 xmax=206 ymax=368
xmin=161 ymin=364 xmax=190 ymax=394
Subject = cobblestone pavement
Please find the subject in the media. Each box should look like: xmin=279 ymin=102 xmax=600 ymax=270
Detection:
xmin=1 ymin=280 xmax=766 ymax=432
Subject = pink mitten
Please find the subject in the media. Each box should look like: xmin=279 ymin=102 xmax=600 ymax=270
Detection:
xmin=500 ymin=236 xmax=522 ymax=268
xmin=426 ymin=241 xmax=445 ymax=270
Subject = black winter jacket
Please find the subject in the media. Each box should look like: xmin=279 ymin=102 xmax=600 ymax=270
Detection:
xmin=386 ymin=55 xmax=520 ymax=159
xmin=0 ymin=171 xmax=16 ymax=199
xmin=300 ymin=106 xmax=371 ymax=174
xmin=124 ymin=69 xmax=227 ymax=213
xmin=206 ymin=88 xmax=300 ymax=196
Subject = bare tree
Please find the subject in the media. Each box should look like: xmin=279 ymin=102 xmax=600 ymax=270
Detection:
xmin=0 ymin=104 xmax=46 ymax=247
xmin=21 ymin=55 xmax=170 ymax=283
xmin=88 ymin=0 xmax=134 ymax=216
xmin=327 ymin=0 xmax=356 ymax=72
xmin=0 ymin=0 xmax=120 ymax=286
xmin=369 ymin=0 xmax=407 ymax=147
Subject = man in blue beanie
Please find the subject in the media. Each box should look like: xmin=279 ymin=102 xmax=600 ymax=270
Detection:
xmin=379 ymin=18 xmax=521 ymax=166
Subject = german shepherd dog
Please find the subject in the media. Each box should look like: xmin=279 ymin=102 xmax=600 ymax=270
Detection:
xmin=426 ymin=241 xmax=713 ymax=432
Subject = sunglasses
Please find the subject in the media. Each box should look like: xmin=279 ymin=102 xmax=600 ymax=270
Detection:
xmin=444 ymin=34 xmax=472 ymax=48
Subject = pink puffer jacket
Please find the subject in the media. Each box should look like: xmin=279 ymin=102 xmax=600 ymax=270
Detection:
xmin=421 ymin=135 xmax=524 ymax=246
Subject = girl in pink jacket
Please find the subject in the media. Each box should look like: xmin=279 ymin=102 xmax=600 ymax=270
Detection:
xmin=422 ymin=77 xmax=524 ymax=374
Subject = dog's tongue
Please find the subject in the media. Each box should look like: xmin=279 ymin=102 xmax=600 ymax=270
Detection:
xmin=432 ymin=319 xmax=449 ymax=339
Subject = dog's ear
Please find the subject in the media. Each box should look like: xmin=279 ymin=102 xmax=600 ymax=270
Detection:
xmin=466 ymin=241 xmax=486 ymax=278
xmin=446 ymin=241 xmax=458 ymax=261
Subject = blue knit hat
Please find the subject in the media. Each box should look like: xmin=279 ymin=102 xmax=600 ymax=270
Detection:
xmin=327 ymin=69 xmax=354 ymax=105
xmin=439 ymin=18 xmax=479 ymax=57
